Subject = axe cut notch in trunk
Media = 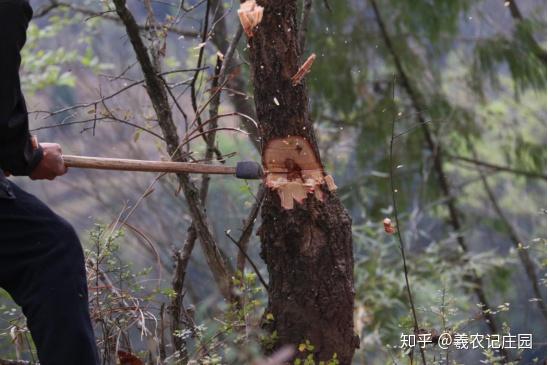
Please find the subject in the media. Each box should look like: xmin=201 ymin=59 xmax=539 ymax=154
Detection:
xmin=62 ymin=155 xmax=264 ymax=180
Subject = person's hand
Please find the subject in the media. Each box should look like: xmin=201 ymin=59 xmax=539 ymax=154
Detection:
xmin=30 ymin=143 xmax=67 ymax=180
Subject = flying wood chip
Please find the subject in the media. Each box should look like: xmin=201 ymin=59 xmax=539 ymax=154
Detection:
xmin=263 ymin=136 xmax=337 ymax=209
xmin=291 ymin=53 xmax=316 ymax=86
xmin=238 ymin=0 xmax=264 ymax=38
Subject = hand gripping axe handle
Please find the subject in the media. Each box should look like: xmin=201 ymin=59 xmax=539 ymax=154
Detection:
xmin=62 ymin=155 xmax=263 ymax=180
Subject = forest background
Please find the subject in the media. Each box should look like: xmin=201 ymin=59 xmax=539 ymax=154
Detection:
xmin=0 ymin=0 xmax=546 ymax=364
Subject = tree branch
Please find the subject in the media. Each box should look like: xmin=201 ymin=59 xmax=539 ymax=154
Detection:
xmin=34 ymin=0 xmax=199 ymax=38
xmin=445 ymin=153 xmax=547 ymax=180
xmin=466 ymin=140 xmax=546 ymax=319
xmin=369 ymin=1 xmax=509 ymax=360
xmin=236 ymin=185 xmax=266 ymax=274
xmin=112 ymin=0 xmax=234 ymax=300
xmin=170 ymin=227 xmax=197 ymax=361
xmin=388 ymin=77 xmax=427 ymax=365
xmin=209 ymin=0 xmax=260 ymax=150
xmin=226 ymin=231 xmax=268 ymax=290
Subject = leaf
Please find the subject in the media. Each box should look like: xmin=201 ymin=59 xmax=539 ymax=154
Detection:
xmin=133 ymin=129 xmax=142 ymax=143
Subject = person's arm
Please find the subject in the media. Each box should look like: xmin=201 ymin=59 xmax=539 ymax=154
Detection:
xmin=0 ymin=0 xmax=67 ymax=180
xmin=0 ymin=0 xmax=43 ymax=176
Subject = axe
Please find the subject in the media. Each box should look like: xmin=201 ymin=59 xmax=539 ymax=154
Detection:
xmin=62 ymin=155 xmax=264 ymax=180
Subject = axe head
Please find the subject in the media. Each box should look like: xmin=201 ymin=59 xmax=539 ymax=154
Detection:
xmin=235 ymin=161 xmax=264 ymax=180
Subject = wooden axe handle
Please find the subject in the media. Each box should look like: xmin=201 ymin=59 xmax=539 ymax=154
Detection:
xmin=63 ymin=155 xmax=236 ymax=175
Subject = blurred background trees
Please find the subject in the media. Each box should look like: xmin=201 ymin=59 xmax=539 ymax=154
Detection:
xmin=0 ymin=0 xmax=545 ymax=364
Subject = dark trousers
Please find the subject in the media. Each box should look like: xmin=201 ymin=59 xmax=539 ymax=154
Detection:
xmin=0 ymin=180 xmax=99 ymax=365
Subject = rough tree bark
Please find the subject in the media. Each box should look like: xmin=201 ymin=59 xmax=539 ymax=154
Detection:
xmin=246 ymin=1 xmax=358 ymax=363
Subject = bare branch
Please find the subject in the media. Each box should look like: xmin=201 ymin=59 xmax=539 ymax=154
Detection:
xmin=199 ymin=23 xmax=246 ymax=196
xmin=209 ymin=0 xmax=260 ymax=149
xmin=236 ymin=185 xmax=265 ymax=274
xmin=226 ymin=230 xmax=268 ymax=290
xmin=445 ymin=153 xmax=547 ymax=180
xmin=33 ymin=0 xmax=199 ymax=38
xmin=112 ymin=0 xmax=234 ymax=300
xmin=31 ymin=67 xmax=206 ymax=120
xmin=369 ymin=1 xmax=508 ymax=359
xmin=31 ymin=117 xmax=166 ymax=141
xmin=188 ymin=0 xmax=212 ymax=145
xmin=466 ymin=139 xmax=546 ymax=319
xmin=388 ymin=76 xmax=427 ymax=365
xmin=170 ymin=227 xmax=198 ymax=361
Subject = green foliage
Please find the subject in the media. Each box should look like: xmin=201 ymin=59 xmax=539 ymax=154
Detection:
xmin=260 ymin=329 xmax=278 ymax=351
xmin=224 ymin=271 xmax=265 ymax=333
xmin=22 ymin=11 xmax=112 ymax=93
xmin=352 ymin=219 xmax=519 ymax=363
xmin=470 ymin=20 xmax=547 ymax=95
xmin=307 ymin=1 xmax=368 ymax=116
xmin=388 ymin=0 xmax=472 ymax=42
xmin=0 ymin=0 xmax=543 ymax=364
xmin=294 ymin=340 xmax=339 ymax=365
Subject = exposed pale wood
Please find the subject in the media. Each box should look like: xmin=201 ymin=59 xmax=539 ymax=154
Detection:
xmin=63 ymin=155 xmax=235 ymax=175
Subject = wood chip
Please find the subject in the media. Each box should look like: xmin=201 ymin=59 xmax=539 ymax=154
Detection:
xmin=238 ymin=0 xmax=264 ymax=38
xmin=291 ymin=53 xmax=316 ymax=86
xmin=324 ymin=174 xmax=337 ymax=191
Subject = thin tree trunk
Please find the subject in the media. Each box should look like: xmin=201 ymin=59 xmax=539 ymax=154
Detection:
xmin=209 ymin=0 xmax=261 ymax=150
xmin=247 ymin=1 xmax=358 ymax=363
xmin=112 ymin=0 xmax=235 ymax=302
xmin=467 ymin=141 xmax=546 ymax=319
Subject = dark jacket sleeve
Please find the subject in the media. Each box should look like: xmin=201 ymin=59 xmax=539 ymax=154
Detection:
xmin=0 ymin=0 xmax=43 ymax=176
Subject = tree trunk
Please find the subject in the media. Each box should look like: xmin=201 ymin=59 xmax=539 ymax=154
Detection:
xmin=246 ymin=1 xmax=358 ymax=363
